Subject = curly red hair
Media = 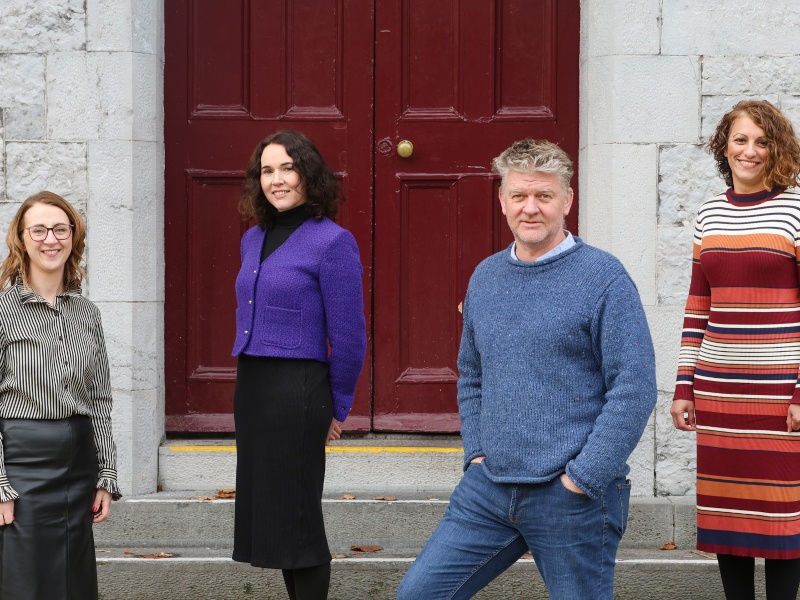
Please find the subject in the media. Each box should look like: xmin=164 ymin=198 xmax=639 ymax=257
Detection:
xmin=708 ymin=100 xmax=800 ymax=190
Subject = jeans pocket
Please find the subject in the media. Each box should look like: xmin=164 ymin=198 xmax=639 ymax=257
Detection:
xmin=557 ymin=475 xmax=589 ymax=499
xmin=617 ymin=479 xmax=632 ymax=535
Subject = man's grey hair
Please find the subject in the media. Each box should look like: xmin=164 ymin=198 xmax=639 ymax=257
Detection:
xmin=492 ymin=139 xmax=573 ymax=193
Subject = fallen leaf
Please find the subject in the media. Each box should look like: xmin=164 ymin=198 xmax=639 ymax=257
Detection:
xmin=216 ymin=488 xmax=236 ymax=499
xmin=660 ymin=542 xmax=677 ymax=551
xmin=351 ymin=545 xmax=383 ymax=553
xmin=197 ymin=496 xmax=214 ymax=502
xmin=138 ymin=552 xmax=174 ymax=559
xmin=373 ymin=496 xmax=397 ymax=501
xmin=331 ymin=554 xmax=347 ymax=559
xmin=123 ymin=551 xmax=135 ymax=555
xmin=157 ymin=484 xmax=163 ymax=493
xmin=341 ymin=494 xmax=356 ymax=500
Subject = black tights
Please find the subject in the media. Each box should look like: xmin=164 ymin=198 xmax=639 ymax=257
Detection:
xmin=717 ymin=553 xmax=800 ymax=600
xmin=281 ymin=563 xmax=331 ymax=600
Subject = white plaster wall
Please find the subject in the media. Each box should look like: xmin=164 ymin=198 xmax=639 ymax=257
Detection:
xmin=0 ymin=0 xmax=165 ymax=495
xmin=582 ymin=0 xmax=800 ymax=496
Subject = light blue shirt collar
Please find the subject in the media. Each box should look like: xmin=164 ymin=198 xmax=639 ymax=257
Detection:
xmin=510 ymin=231 xmax=575 ymax=263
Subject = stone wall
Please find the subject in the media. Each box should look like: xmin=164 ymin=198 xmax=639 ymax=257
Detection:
xmin=581 ymin=0 xmax=800 ymax=496
xmin=2 ymin=0 xmax=799 ymax=498
xmin=0 ymin=0 xmax=165 ymax=495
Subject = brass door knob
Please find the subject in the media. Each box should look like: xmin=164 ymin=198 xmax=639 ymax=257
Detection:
xmin=397 ymin=140 xmax=414 ymax=158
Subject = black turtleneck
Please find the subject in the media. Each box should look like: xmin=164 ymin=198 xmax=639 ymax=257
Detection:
xmin=260 ymin=204 xmax=312 ymax=262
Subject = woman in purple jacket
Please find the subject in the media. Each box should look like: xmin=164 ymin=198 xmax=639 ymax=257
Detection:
xmin=231 ymin=130 xmax=367 ymax=599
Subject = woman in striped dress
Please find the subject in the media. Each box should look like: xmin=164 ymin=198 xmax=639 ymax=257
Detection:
xmin=0 ymin=191 xmax=120 ymax=599
xmin=672 ymin=100 xmax=800 ymax=600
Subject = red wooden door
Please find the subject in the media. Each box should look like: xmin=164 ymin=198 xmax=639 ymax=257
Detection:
xmin=372 ymin=0 xmax=579 ymax=431
xmin=164 ymin=0 xmax=579 ymax=433
xmin=164 ymin=0 xmax=374 ymax=431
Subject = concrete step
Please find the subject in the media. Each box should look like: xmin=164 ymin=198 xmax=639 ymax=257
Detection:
xmin=158 ymin=435 xmax=465 ymax=495
xmin=95 ymin=548 xmax=740 ymax=600
xmin=96 ymin=493 xmax=697 ymax=551
xmin=135 ymin=436 xmax=729 ymax=599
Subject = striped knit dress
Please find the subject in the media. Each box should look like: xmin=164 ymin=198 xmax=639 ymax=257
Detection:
xmin=675 ymin=186 xmax=800 ymax=559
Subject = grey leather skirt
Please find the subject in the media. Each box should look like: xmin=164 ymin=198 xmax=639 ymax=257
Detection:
xmin=0 ymin=416 xmax=99 ymax=600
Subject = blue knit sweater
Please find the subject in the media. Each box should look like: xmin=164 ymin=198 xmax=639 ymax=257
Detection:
xmin=458 ymin=238 xmax=657 ymax=499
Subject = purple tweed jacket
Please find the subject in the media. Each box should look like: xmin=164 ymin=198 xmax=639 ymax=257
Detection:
xmin=232 ymin=217 xmax=367 ymax=421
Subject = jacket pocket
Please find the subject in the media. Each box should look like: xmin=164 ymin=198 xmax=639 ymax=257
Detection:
xmin=259 ymin=306 xmax=302 ymax=349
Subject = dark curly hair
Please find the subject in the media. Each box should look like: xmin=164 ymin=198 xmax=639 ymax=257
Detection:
xmin=708 ymin=100 xmax=800 ymax=190
xmin=239 ymin=130 xmax=343 ymax=229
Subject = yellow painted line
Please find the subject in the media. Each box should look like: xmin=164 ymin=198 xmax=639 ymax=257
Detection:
xmin=327 ymin=446 xmax=463 ymax=453
xmin=169 ymin=445 xmax=463 ymax=454
xmin=170 ymin=446 xmax=237 ymax=452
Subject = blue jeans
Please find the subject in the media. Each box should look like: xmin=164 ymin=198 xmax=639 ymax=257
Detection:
xmin=397 ymin=463 xmax=631 ymax=600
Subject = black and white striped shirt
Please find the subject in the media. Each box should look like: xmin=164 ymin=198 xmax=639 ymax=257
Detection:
xmin=0 ymin=278 xmax=120 ymax=501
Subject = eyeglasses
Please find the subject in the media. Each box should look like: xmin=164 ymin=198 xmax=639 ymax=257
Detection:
xmin=26 ymin=224 xmax=74 ymax=241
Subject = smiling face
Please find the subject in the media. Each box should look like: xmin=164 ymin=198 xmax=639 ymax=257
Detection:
xmin=260 ymin=143 xmax=306 ymax=212
xmin=22 ymin=202 xmax=73 ymax=284
xmin=724 ymin=115 xmax=770 ymax=194
xmin=500 ymin=169 xmax=573 ymax=262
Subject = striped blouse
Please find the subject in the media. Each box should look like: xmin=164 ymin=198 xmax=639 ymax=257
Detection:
xmin=0 ymin=278 xmax=120 ymax=502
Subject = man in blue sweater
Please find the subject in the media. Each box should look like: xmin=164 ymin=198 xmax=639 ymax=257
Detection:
xmin=397 ymin=140 xmax=657 ymax=600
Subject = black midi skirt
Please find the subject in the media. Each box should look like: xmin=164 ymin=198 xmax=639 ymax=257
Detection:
xmin=0 ymin=416 xmax=99 ymax=600
xmin=232 ymin=355 xmax=333 ymax=569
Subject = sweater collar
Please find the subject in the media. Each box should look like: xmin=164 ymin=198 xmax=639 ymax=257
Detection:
xmin=726 ymin=186 xmax=785 ymax=206
xmin=273 ymin=204 xmax=312 ymax=229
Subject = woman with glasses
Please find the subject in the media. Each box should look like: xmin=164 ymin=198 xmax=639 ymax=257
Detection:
xmin=232 ymin=130 xmax=367 ymax=599
xmin=0 ymin=191 xmax=120 ymax=599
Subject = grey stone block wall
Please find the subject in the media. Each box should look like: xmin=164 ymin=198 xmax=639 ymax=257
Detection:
xmin=0 ymin=0 xmax=165 ymax=495
xmin=2 ymin=0 xmax=799 ymax=497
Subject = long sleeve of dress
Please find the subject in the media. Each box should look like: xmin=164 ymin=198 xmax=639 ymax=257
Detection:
xmin=793 ymin=230 xmax=800 ymax=405
xmin=674 ymin=215 xmax=711 ymax=403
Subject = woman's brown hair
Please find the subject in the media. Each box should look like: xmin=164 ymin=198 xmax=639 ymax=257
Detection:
xmin=239 ymin=129 xmax=343 ymax=229
xmin=1 ymin=191 xmax=87 ymax=290
xmin=708 ymin=100 xmax=800 ymax=190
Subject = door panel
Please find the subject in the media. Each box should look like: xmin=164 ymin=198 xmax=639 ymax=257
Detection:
xmin=165 ymin=0 xmax=374 ymax=432
xmin=185 ymin=172 xmax=248 ymax=391
xmin=372 ymin=0 xmax=579 ymax=431
xmin=495 ymin=1 xmax=556 ymax=117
